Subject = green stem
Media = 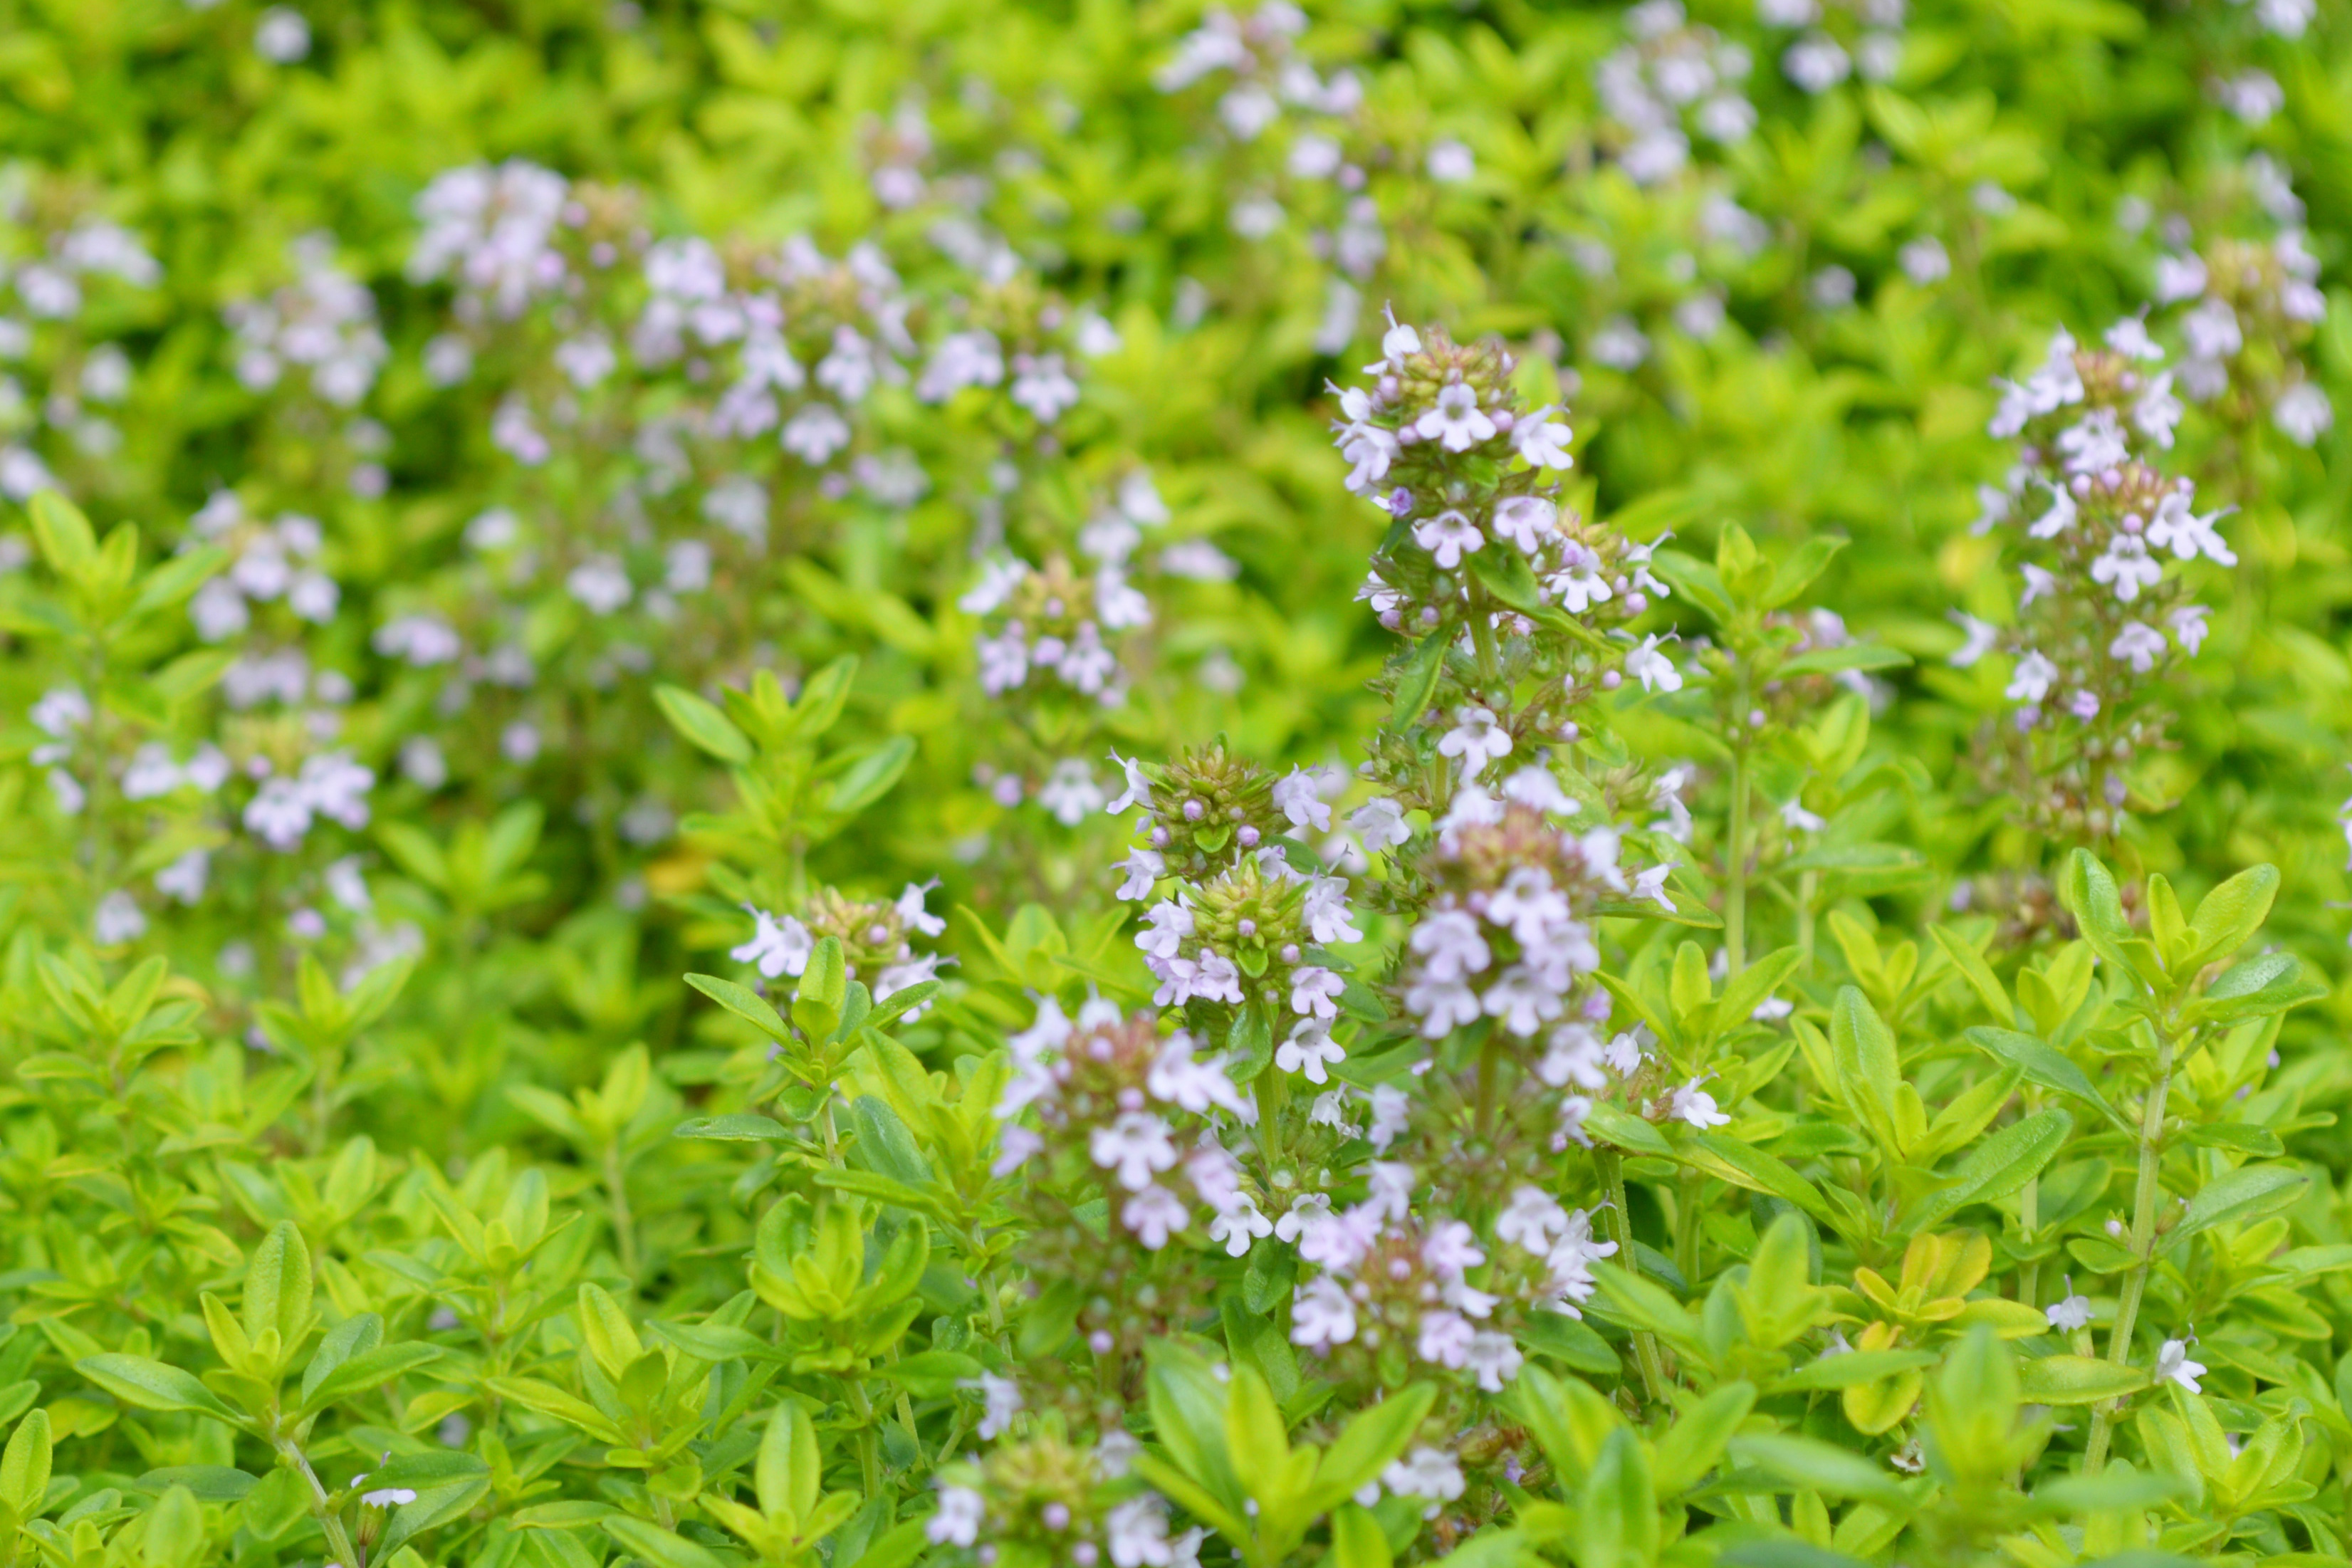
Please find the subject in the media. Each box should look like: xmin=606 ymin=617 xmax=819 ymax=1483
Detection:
xmin=1725 ymin=727 xmax=1752 ymax=976
xmin=1475 ymin=1033 xmax=1502 ymax=1138
xmin=278 ymin=1438 xmax=365 ymax=1568
xmin=604 ymin=1139 xmax=639 ymax=1282
xmin=845 ymin=1375 xmax=883 ymax=1495
xmin=2083 ymin=1028 xmax=2179 ymax=1473
xmin=1673 ymin=1169 xmax=1702 ymax=1287
xmin=1467 ymin=590 xmax=1502 ymax=694
xmin=1596 ymin=1149 xmax=1667 ymax=1404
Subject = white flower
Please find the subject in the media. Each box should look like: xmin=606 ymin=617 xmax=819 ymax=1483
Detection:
xmin=1092 ymin=1111 xmax=1178 ymax=1191
xmin=2028 ymin=486 xmax=2076 ymax=539
xmin=1382 ymin=1447 xmax=1465 ymax=1502
xmin=731 ymin=906 xmax=812 ymax=979
xmin=1437 ymin=707 xmax=1513 ymax=777
xmin=1374 ymin=310 xmax=1423 ymax=370
xmin=927 ymin=1485 xmax=985 ymax=1547
xmin=2145 ymin=491 xmax=2235 ymax=565
xmin=1671 ymin=1076 xmax=1731 ymax=1129
xmin=155 ymin=850 xmax=210 ymax=906
xmin=2108 ymin=622 xmax=2165 ymax=674
xmin=362 ymin=1487 xmax=417 ymax=1509
xmin=1351 ymin=798 xmax=1411 ymax=851
xmin=565 ymin=555 xmax=632 ymax=615
xmin=1010 ymin=353 xmax=1080 ymax=422
xmin=1416 ymin=1310 xmax=1475 ymax=1369
xmin=1277 ymin=1020 xmax=1347 ymax=1083
xmin=2181 ymin=298 xmax=2242 ymax=362
xmin=1040 ymin=759 xmax=1107 ymax=825
xmin=1207 ymin=1192 xmax=1275 ymax=1260
xmin=94 ymin=891 xmax=147 ymax=945
xmin=1273 ymin=768 xmax=1333 ymax=832
xmin=2046 ymin=1280 xmax=2092 ymax=1333
xmin=2104 ymin=317 xmax=2163 ymax=362
xmin=1290 ymin=967 xmax=1344 ymax=1021
xmin=2168 ymin=605 xmax=2211 ymax=656
xmin=1413 ymin=508 xmax=1483 ymax=568
xmin=959 ymin=558 xmax=1028 ymax=615
xmin=1339 ymin=422 xmax=1399 ymax=493
xmin=2274 ymin=383 xmax=2334 ymax=447
xmin=1782 ymin=799 xmax=1825 ymax=833
xmin=1292 ymin=1277 xmax=1358 ymax=1349
xmin=1631 ymin=864 xmax=1675 ymax=911
xmin=1122 ymin=1183 xmax=1191 ymax=1249
xmin=1106 ymin=750 xmax=1154 ymax=815
xmin=1107 ymin=1497 xmax=1174 ymax=1568
xmin=2154 ymin=1337 xmax=2206 ymax=1393
xmin=1465 ymin=1331 xmax=1524 ymax=1392
xmin=782 ymin=402 xmax=851 ymax=464
xmin=254 ymin=6 xmax=310 ymax=61
xmin=976 ymin=626 xmax=1030 ymax=694
xmin=1426 ymin=140 xmax=1476 ymax=183
xmin=2154 ymin=252 xmax=2208 ymax=303
xmin=1513 ymin=409 xmax=1575 ymax=471
xmin=1949 ymin=612 xmax=2000 ymax=668
xmin=1490 ymin=496 xmax=1559 ymax=553
xmin=1409 ymin=909 xmax=1490 ymax=982
xmin=1114 ymin=847 xmax=1166 ymax=901
xmin=2089 ymin=535 xmax=2161 ymax=602
xmin=1416 ymin=382 xmax=1498 ymax=453
xmin=1624 ymin=634 xmax=1683 ymax=693
xmin=2006 ymin=651 xmax=2058 ymax=705
xmin=1496 ymin=1186 xmax=1569 ymax=1253
xmin=1303 ymin=878 xmax=1362 ymax=945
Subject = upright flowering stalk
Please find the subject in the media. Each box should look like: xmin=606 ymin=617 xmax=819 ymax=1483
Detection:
xmin=1961 ymin=321 xmax=2227 ymax=848
xmin=731 ymin=880 xmax=949 ymax=1013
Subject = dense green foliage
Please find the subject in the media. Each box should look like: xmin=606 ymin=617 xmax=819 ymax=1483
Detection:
xmin=2 ymin=0 xmax=2352 ymax=1564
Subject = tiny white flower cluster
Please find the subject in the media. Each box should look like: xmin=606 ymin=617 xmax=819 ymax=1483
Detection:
xmin=186 ymin=491 xmax=340 ymax=640
xmin=1970 ymin=322 xmax=2223 ymax=733
xmin=2150 ymin=214 xmax=2331 ymax=446
xmin=963 ymin=471 xmax=1193 ymax=712
xmin=1596 ymin=0 xmax=1758 ymax=187
xmin=0 ymin=214 xmax=160 ymax=498
xmin=995 ymin=1000 xmax=1257 ymax=1253
xmin=224 ymin=232 xmax=389 ymax=409
xmin=1756 ymin=0 xmax=1906 ymax=95
xmin=731 ymin=882 xmax=948 ymax=1013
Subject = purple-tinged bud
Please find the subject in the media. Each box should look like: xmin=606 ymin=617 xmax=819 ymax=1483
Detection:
xmin=1379 ymin=375 xmax=1400 ymax=400
xmin=1386 ymin=487 xmax=1415 ymax=518
xmin=1418 ymin=607 xmax=1441 ymax=628
xmin=1042 ymin=1505 xmax=1071 ymax=1532
xmin=1624 ymin=592 xmax=1648 ymax=615
xmin=1379 ymin=610 xmax=1403 ymax=630
xmin=1280 ymin=944 xmax=1300 ymax=963
xmin=1117 ymin=1087 xmax=1144 ymax=1111
xmin=1183 ymin=798 xmax=1206 ymax=821
xmin=1559 ymin=721 xmax=1580 ymax=741
xmin=1748 ymin=709 xmax=1766 ymax=728
xmin=1398 ymin=425 xmax=1421 ymax=446
xmin=2121 ymin=512 xmax=2143 ymax=532
xmin=1088 ymin=1330 xmax=1114 ymax=1354
xmin=1238 ymin=919 xmax=1258 ymax=936
xmin=1073 ymin=1547 xmax=1099 ymax=1567
xmin=1150 ymin=826 xmax=1171 ymax=847
xmin=1492 ymin=409 xmax=1515 ymax=432
xmin=1600 ymin=670 xmax=1622 ymax=690
xmin=1238 ymin=825 xmax=1260 ymax=847
xmin=2069 ymin=474 xmax=2091 ymax=496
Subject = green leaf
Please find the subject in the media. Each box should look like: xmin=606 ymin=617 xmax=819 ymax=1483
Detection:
xmin=1652 ymin=1381 xmax=1753 ymax=1494
xmin=1761 ymin=535 xmax=1849 ymax=609
xmin=1778 ymin=643 xmax=1911 ymax=677
xmin=1307 ymin=1382 xmax=1437 ymax=1513
xmin=602 ymin=1515 xmax=724 ymax=1568
xmin=654 ymin=684 xmax=753 ymax=763
xmin=1768 ymin=1350 xmax=1940 ymax=1393
xmin=300 ymin=1342 xmax=443 ymax=1413
xmin=28 ymin=491 xmax=98 ymax=579
xmin=1728 ymin=1433 xmax=1911 ymax=1507
xmin=824 ymin=737 xmax=916 ymax=818
xmin=2016 ymin=1355 xmax=2148 ymax=1405
xmin=1830 ymin=987 xmax=1903 ymax=1154
xmin=243 ymin=1220 xmax=314 ymax=1351
xmin=136 ymin=1467 xmax=256 ymax=1502
xmin=1577 ymin=1428 xmax=1659 ymax=1568
xmin=685 ymin=973 xmax=792 ymax=1044
xmin=1962 ymin=1028 xmax=2123 ymax=1129
xmin=1908 ymin=1109 xmax=2071 ymax=1228
xmin=1 ymin=1408 xmax=51 ymax=1516
xmin=2159 ymin=1165 xmax=2309 ymax=1257
xmin=1584 ymin=1101 xmax=1674 ymax=1158
xmin=76 ymin=1355 xmax=243 ymax=1423
xmin=1929 ymin=926 xmax=2011 ymax=1022
xmin=1393 ymin=627 xmax=1449 ymax=727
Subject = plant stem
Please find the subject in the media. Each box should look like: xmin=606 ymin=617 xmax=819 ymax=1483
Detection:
xmin=1596 ymin=1149 xmax=1667 ymax=1403
xmin=1725 ymin=669 xmax=1753 ymax=973
xmin=605 ymin=1139 xmax=639 ymax=1281
xmin=2083 ymin=1026 xmax=2179 ymax=1473
xmin=278 ymin=1438 xmax=365 ymax=1568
